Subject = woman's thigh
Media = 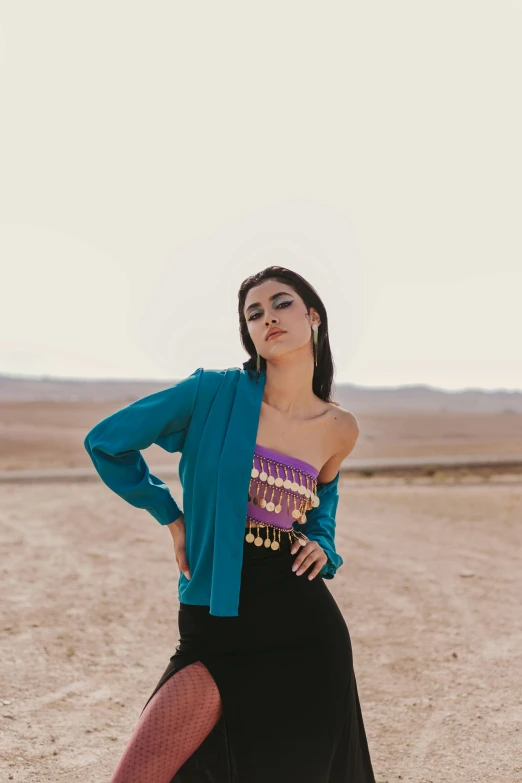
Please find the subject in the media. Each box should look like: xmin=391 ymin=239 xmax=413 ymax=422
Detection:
xmin=111 ymin=661 xmax=222 ymax=783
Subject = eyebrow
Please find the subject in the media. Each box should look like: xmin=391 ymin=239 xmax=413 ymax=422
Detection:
xmin=245 ymin=291 xmax=293 ymax=313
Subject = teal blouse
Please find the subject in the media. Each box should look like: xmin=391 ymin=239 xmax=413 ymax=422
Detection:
xmin=83 ymin=363 xmax=344 ymax=616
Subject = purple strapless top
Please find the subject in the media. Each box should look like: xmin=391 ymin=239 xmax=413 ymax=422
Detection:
xmin=246 ymin=443 xmax=320 ymax=530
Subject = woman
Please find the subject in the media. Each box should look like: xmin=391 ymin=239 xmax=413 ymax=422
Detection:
xmin=84 ymin=266 xmax=376 ymax=782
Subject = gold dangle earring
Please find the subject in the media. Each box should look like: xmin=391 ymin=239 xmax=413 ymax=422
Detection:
xmin=312 ymin=323 xmax=319 ymax=366
xmin=256 ymin=351 xmax=261 ymax=373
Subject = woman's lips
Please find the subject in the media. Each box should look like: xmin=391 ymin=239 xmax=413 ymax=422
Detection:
xmin=266 ymin=331 xmax=286 ymax=340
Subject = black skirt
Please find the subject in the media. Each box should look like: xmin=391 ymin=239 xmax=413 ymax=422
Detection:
xmin=141 ymin=530 xmax=376 ymax=783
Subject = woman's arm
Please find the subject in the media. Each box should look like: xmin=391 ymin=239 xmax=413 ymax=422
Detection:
xmin=83 ymin=367 xmax=203 ymax=526
xmin=294 ymin=411 xmax=359 ymax=578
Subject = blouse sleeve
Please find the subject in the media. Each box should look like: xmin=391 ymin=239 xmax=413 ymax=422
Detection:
xmin=83 ymin=367 xmax=203 ymax=526
xmin=295 ymin=471 xmax=344 ymax=578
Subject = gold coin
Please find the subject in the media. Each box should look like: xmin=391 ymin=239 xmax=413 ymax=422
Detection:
xmin=271 ymin=540 xmax=280 ymax=550
xmin=291 ymin=482 xmax=299 ymax=492
xmin=267 ymin=476 xmax=275 ymax=485
xmin=245 ymin=532 xmax=255 ymax=543
xmin=264 ymin=538 xmax=271 ymax=548
xmin=259 ymin=499 xmax=266 ymax=508
xmin=275 ymin=477 xmax=283 ymax=487
xmin=266 ymin=501 xmax=275 ymax=512
xmin=251 ymin=468 xmax=259 ymax=478
xmin=274 ymin=504 xmax=281 ymax=513
xmin=254 ymin=536 xmax=263 ymax=546
xmin=283 ymin=479 xmax=292 ymax=489
xmin=292 ymin=509 xmax=301 ymax=519
xmin=259 ymin=471 xmax=268 ymax=482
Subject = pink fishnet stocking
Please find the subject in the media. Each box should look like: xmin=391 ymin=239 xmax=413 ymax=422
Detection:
xmin=111 ymin=661 xmax=223 ymax=783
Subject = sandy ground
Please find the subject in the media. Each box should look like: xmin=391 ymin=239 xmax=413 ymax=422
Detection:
xmin=1 ymin=469 xmax=521 ymax=782
xmin=1 ymin=401 xmax=522 ymax=471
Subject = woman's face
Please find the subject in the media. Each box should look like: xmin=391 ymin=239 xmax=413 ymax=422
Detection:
xmin=243 ymin=279 xmax=320 ymax=361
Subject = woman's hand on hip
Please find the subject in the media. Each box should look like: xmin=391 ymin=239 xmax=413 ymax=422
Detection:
xmin=290 ymin=538 xmax=327 ymax=580
xmin=167 ymin=514 xmax=191 ymax=580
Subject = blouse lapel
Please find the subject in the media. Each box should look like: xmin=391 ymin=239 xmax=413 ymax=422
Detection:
xmin=211 ymin=364 xmax=266 ymax=614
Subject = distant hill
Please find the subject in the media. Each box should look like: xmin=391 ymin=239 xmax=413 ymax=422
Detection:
xmin=1 ymin=371 xmax=521 ymax=414
xmin=332 ymin=383 xmax=522 ymax=414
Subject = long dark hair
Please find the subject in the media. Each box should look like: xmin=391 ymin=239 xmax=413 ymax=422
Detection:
xmin=237 ymin=266 xmax=336 ymax=403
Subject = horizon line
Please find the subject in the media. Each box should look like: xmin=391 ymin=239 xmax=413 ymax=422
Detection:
xmin=0 ymin=371 xmax=521 ymax=396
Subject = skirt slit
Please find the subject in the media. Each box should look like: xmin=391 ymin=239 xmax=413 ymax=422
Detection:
xmin=140 ymin=655 xmax=234 ymax=783
xmin=140 ymin=533 xmax=376 ymax=783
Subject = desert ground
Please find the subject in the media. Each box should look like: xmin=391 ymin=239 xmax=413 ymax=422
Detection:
xmin=1 ymin=401 xmax=521 ymax=782
xmin=1 ymin=399 xmax=522 ymax=471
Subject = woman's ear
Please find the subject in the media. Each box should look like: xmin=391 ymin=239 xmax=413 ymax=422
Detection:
xmin=308 ymin=306 xmax=321 ymax=327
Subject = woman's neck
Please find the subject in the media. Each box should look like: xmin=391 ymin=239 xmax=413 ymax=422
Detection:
xmin=262 ymin=356 xmax=317 ymax=417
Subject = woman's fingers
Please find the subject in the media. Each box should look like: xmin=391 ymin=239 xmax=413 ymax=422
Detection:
xmin=168 ymin=516 xmax=191 ymax=580
xmin=176 ymin=546 xmax=191 ymax=580
xmin=291 ymin=541 xmax=327 ymax=579
xmin=306 ymin=558 xmax=326 ymax=580
xmin=292 ymin=551 xmax=315 ymax=576
xmin=290 ymin=537 xmax=307 ymax=555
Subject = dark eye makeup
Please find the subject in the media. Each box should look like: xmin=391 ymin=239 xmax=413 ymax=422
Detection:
xmin=247 ymin=300 xmax=293 ymax=321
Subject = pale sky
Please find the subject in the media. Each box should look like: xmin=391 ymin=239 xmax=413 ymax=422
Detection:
xmin=1 ymin=1 xmax=521 ymax=392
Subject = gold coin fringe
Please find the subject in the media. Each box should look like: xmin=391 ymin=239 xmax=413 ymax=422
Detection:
xmin=245 ymin=516 xmax=309 ymax=550
xmin=248 ymin=454 xmax=321 ymax=525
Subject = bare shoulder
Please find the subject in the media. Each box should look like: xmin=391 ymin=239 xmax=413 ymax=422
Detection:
xmin=324 ymin=400 xmax=360 ymax=449
xmin=317 ymin=402 xmax=360 ymax=484
xmin=328 ymin=400 xmax=359 ymax=432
